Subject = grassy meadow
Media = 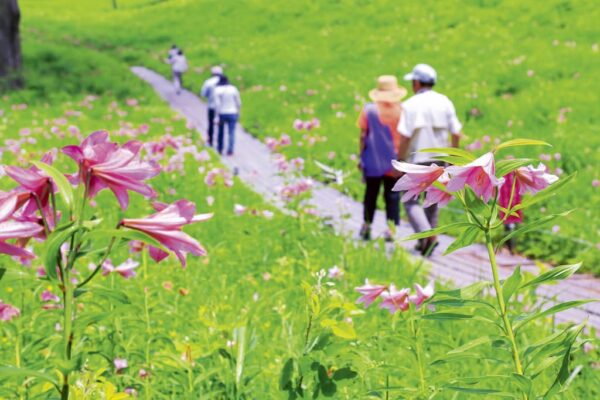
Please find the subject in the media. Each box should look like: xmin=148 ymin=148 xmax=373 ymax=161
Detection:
xmin=0 ymin=0 xmax=598 ymax=398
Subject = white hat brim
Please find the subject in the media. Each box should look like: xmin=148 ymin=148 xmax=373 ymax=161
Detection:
xmin=403 ymin=72 xmax=415 ymax=81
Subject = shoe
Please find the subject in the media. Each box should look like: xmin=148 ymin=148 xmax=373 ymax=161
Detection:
xmin=359 ymin=224 xmax=371 ymax=241
xmin=383 ymin=229 xmax=395 ymax=242
xmin=420 ymin=238 xmax=439 ymax=257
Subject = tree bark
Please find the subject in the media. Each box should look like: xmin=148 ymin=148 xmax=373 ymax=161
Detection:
xmin=0 ymin=0 xmax=23 ymax=90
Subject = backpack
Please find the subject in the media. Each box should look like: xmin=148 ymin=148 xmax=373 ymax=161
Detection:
xmin=360 ymin=104 xmax=396 ymax=177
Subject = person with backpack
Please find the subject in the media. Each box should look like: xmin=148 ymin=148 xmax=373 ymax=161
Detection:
xmin=213 ymin=75 xmax=241 ymax=155
xmin=358 ymin=75 xmax=407 ymax=241
xmin=200 ymin=65 xmax=223 ymax=146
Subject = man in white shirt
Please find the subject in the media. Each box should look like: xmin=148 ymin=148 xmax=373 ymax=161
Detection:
xmin=200 ymin=66 xmax=223 ymax=146
xmin=167 ymin=49 xmax=188 ymax=95
xmin=213 ymin=75 xmax=242 ymax=155
xmin=397 ymin=63 xmax=462 ymax=255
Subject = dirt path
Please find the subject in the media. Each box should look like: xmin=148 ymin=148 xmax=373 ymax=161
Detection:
xmin=132 ymin=66 xmax=600 ymax=331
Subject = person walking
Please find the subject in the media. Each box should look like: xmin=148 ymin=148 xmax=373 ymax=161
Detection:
xmin=396 ymin=63 xmax=462 ymax=256
xmin=200 ymin=65 xmax=223 ymax=146
xmin=358 ymin=75 xmax=407 ymax=241
xmin=214 ymin=75 xmax=241 ymax=155
xmin=167 ymin=49 xmax=188 ymax=95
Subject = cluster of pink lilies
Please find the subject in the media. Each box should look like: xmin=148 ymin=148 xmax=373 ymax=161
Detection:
xmin=0 ymin=130 xmax=211 ymax=266
xmin=356 ymin=280 xmax=435 ymax=314
xmin=392 ymin=152 xmax=558 ymax=209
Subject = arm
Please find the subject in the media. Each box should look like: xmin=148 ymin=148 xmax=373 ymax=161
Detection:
xmin=451 ymin=133 xmax=461 ymax=148
xmin=397 ymin=135 xmax=411 ymax=161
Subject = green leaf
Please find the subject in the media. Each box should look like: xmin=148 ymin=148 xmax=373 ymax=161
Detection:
xmin=0 ymin=366 xmax=59 ymax=388
xmin=401 ymin=222 xmax=474 ymax=241
xmin=42 ymin=222 xmax=79 ymax=280
xmin=32 ymin=161 xmax=74 ymax=210
xmin=512 ymin=173 xmax=576 ymax=212
xmin=497 ymin=211 xmax=573 ymax=247
xmin=521 ymin=263 xmax=581 ymax=289
xmin=446 ymin=336 xmax=505 ymax=355
xmin=330 ymin=321 xmax=356 ymax=340
xmin=437 ymin=281 xmax=492 ymax=299
xmin=495 ymin=158 xmax=534 ymax=178
xmin=279 ymin=358 xmax=295 ymax=390
xmin=502 ymin=266 xmax=522 ymax=304
xmin=77 ymin=286 xmax=131 ymax=304
xmin=511 ymin=373 xmax=533 ymax=398
xmin=444 ymin=226 xmax=480 ymax=255
xmin=431 ymin=155 xmax=471 ymax=166
xmin=543 ymin=325 xmax=585 ymax=399
xmin=421 ymin=312 xmax=474 ymax=321
xmin=332 ymin=367 xmax=357 ymax=381
xmin=494 ymin=138 xmax=551 ymax=152
xmin=514 ymin=300 xmax=598 ymax=331
xmin=418 ymin=147 xmax=476 ymax=161
xmin=0 ymin=268 xmax=5 ymax=282
xmin=444 ymin=386 xmax=515 ymax=397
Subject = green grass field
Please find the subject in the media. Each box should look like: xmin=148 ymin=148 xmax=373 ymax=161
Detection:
xmin=0 ymin=1 xmax=598 ymax=398
xmin=13 ymin=0 xmax=600 ymax=272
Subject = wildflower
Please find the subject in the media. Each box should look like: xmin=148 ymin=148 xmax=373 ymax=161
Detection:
xmin=355 ymin=280 xmax=387 ymax=308
xmin=139 ymin=369 xmax=149 ymax=379
xmin=391 ymin=161 xmax=445 ymax=202
xmin=423 ymin=172 xmax=453 ymax=208
xmin=234 ymin=204 xmax=247 ymax=215
xmin=206 ymin=196 xmax=215 ymax=206
xmin=514 ymin=164 xmax=558 ymax=195
xmin=0 ymin=190 xmax=30 ymax=223
xmin=0 ymin=301 xmax=20 ymax=321
xmin=552 ymin=225 xmax=560 ymax=233
xmin=262 ymin=210 xmax=274 ymax=219
xmin=121 ymin=200 xmax=212 ymax=267
xmin=103 ymin=259 xmax=139 ymax=279
xmin=465 ymin=140 xmax=482 ymax=151
xmin=498 ymin=172 xmax=523 ymax=223
xmin=0 ymin=220 xmax=44 ymax=259
xmin=593 ymin=179 xmax=599 ymax=188
xmin=328 ymin=265 xmax=343 ymax=279
xmin=41 ymin=290 xmax=60 ymax=303
xmin=379 ymin=285 xmax=410 ymax=314
xmin=446 ymin=152 xmax=504 ymax=202
xmin=293 ymin=119 xmax=304 ymax=130
xmin=62 ymin=131 xmax=160 ymax=210
xmin=114 ymin=358 xmax=128 ymax=372
xmin=409 ymin=281 xmax=434 ymax=307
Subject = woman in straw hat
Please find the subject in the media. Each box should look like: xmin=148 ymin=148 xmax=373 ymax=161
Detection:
xmin=357 ymin=75 xmax=407 ymax=241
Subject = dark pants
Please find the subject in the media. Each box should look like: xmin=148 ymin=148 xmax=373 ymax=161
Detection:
xmin=363 ymin=176 xmax=400 ymax=225
xmin=207 ymin=108 xmax=216 ymax=145
xmin=217 ymin=113 xmax=238 ymax=154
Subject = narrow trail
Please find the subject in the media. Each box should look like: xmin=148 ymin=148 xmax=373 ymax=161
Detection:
xmin=132 ymin=66 xmax=600 ymax=330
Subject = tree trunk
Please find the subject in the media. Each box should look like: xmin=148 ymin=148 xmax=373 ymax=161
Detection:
xmin=0 ymin=0 xmax=23 ymax=90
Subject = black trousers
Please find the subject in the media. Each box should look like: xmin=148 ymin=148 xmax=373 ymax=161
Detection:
xmin=207 ymin=108 xmax=216 ymax=144
xmin=363 ymin=176 xmax=400 ymax=225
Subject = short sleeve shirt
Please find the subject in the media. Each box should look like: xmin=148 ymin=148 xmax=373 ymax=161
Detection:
xmin=397 ymin=90 xmax=462 ymax=163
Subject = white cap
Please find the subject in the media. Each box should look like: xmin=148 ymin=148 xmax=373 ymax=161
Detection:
xmin=211 ymin=66 xmax=223 ymax=75
xmin=403 ymin=64 xmax=437 ymax=84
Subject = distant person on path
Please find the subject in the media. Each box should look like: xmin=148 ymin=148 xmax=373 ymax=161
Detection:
xmin=200 ymin=65 xmax=223 ymax=146
xmin=396 ymin=63 xmax=462 ymax=256
xmin=167 ymin=44 xmax=179 ymax=60
xmin=214 ymin=75 xmax=241 ymax=155
xmin=166 ymin=48 xmax=188 ymax=95
xmin=358 ymin=75 xmax=407 ymax=241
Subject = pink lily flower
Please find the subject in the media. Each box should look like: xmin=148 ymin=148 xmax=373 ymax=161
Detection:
xmin=409 ymin=281 xmax=435 ymax=307
xmin=423 ymin=172 xmax=453 ymax=208
xmin=379 ymin=285 xmax=410 ymax=314
xmin=114 ymin=358 xmax=128 ymax=372
xmin=446 ymin=152 xmax=505 ymax=202
xmin=102 ymin=258 xmax=139 ymax=279
xmin=234 ymin=204 xmax=247 ymax=216
xmin=0 ymin=190 xmax=30 ymax=223
xmin=514 ymin=163 xmax=558 ymax=195
xmin=62 ymin=131 xmax=160 ymax=210
xmin=355 ymin=279 xmax=387 ymax=308
xmin=391 ymin=161 xmax=445 ymax=202
xmin=41 ymin=290 xmax=60 ymax=303
xmin=0 ymin=220 xmax=44 ymax=259
xmin=0 ymin=301 xmax=20 ymax=321
xmin=4 ymin=152 xmax=56 ymax=218
xmin=121 ymin=200 xmax=212 ymax=267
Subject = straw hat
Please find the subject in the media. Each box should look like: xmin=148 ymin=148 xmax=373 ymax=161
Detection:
xmin=368 ymin=75 xmax=407 ymax=103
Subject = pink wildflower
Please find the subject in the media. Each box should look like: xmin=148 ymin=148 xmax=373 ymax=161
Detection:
xmin=103 ymin=259 xmax=139 ymax=279
xmin=409 ymin=281 xmax=434 ymax=307
xmin=121 ymin=200 xmax=212 ymax=267
xmin=391 ymin=161 xmax=445 ymax=202
xmin=379 ymin=285 xmax=410 ymax=314
xmin=446 ymin=152 xmax=505 ymax=202
xmin=293 ymin=119 xmax=304 ymax=131
xmin=0 ymin=220 xmax=44 ymax=259
xmin=328 ymin=265 xmax=343 ymax=279
xmin=0 ymin=301 xmax=20 ymax=321
xmin=355 ymin=280 xmax=387 ymax=308
xmin=41 ymin=290 xmax=60 ymax=303
xmin=114 ymin=358 xmax=128 ymax=372
xmin=234 ymin=204 xmax=247 ymax=215
xmin=514 ymin=164 xmax=558 ymax=195
xmin=423 ymin=172 xmax=453 ymax=208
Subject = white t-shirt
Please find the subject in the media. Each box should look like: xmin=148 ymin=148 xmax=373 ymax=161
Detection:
xmin=200 ymin=76 xmax=220 ymax=109
xmin=214 ymin=84 xmax=242 ymax=115
xmin=397 ymin=89 xmax=462 ymax=163
xmin=169 ymin=54 xmax=188 ymax=73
